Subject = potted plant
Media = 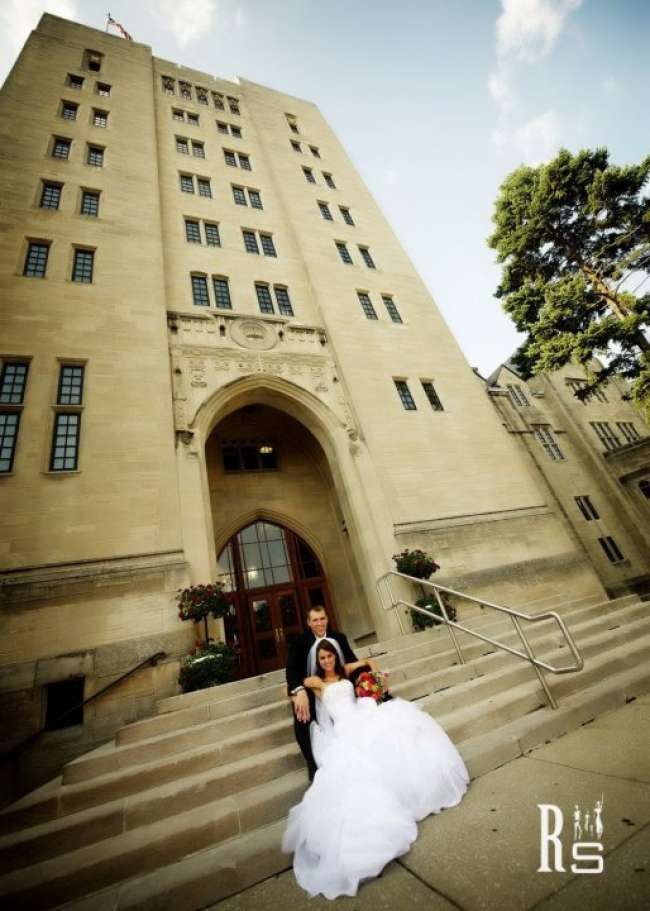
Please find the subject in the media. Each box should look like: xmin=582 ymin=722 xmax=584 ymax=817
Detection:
xmin=179 ymin=641 xmax=237 ymax=693
xmin=412 ymin=595 xmax=458 ymax=631
xmin=176 ymin=581 xmax=234 ymax=646
xmin=392 ymin=549 xmax=455 ymax=631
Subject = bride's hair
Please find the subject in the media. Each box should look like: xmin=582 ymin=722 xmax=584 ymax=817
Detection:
xmin=315 ymin=640 xmax=346 ymax=680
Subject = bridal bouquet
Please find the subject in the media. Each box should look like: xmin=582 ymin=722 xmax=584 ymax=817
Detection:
xmin=354 ymin=669 xmax=390 ymax=703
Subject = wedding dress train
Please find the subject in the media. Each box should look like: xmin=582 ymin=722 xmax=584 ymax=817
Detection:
xmin=282 ymin=679 xmax=469 ymax=899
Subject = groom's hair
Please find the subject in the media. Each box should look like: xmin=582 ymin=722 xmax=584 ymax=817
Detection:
xmin=306 ymin=605 xmax=327 ymax=619
xmin=315 ymin=640 xmax=347 ymax=680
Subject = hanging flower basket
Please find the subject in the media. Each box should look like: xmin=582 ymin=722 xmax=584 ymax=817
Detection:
xmin=176 ymin=582 xmax=234 ymax=645
xmin=392 ymin=548 xmax=440 ymax=580
xmin=179 ymin=642 xmax=237 ymax=693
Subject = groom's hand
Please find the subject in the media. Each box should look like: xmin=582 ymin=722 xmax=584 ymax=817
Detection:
xmin=292 ymin=690 xmax=310 ymax=723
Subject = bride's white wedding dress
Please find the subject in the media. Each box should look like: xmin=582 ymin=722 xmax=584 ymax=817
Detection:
xmin=282 ymin=679 xmax=469 ymax=899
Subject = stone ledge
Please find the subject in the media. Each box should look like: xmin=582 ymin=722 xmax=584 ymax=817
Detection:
xmin=394 ymin=504 xmax=552 ymax=535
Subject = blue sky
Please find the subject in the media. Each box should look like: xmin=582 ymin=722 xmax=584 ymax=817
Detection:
xmin=2 ymin=0 xmax=648 ymax=375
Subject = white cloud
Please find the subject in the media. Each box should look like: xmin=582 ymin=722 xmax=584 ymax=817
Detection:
xmin=601 ymin=75 xmax=619 ymax=97
xmin=488 ymin=69 xmax=514 ymax=112
xmin=147 ymin=0 xmax=217 ymax=48
xmin=0 ymin=0 xmax=77 ymax=50
xmin=496 ymin=0 xmax=582 ymax=62
xmin=513 ymin=110 xmax=562 ymax=164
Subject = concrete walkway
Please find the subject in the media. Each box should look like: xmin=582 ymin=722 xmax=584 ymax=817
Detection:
xmin=209 ymin=694 xmax=650 ymax=911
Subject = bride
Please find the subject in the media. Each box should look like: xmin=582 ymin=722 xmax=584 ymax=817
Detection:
xmin=282 ymin=639 xmax=469 ymax=899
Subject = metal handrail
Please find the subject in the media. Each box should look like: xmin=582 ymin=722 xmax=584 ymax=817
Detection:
xmin=377 ymin=571 xmax=584 ymax=709
xmin=3 ymin=650 xmax=167 ymax=760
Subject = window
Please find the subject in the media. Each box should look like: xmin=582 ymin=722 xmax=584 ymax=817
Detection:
xmin=639 ymin=479 xmax=650 ymax=500
xmin=248 ymin=189 xmax=263 ymax=209
xmin=40 ymin=182 xmax=62 ymax=210
xmin=92 ymin=109 xmax=108 ymax=128
xmin=224 ymin=149 xmax=237 ymax=167
xmin=303 ymin=167 xmax=316 ymax=184
xmin=172 ymin=108 xmax=184 ymax=122
xmin=1 ymin=361 xmax=29 ymax=405
xmin=336 ymin=241 xmax=352 ymax=264
xmin=289 ymin=121 xmax=299 ymax=134
xmin=213 ymin=276 xmax=232 ymax=309
xmin=23 ymin=241 xmax=50 ymax=278
xmin=57 ymin=364 xmax=84 ymax=404
xmin=357 ymin=292 xmax=378 ymax=320
xmin=222 ymin=442 xmax=277 ymax=473
xmin=212 ymin=92 xmax=224 ymax=110
xmin=232 ymin=185 xmax=246 ymax=205
xmin=274 ymin=286 xmax=294 ymax=317
xmin=323 ymin=172 xmax=336 ymax=189
xmin=191 ymin=274 xmax=210 ymax=307
xmin=291 ymin=140 xmax=301 ymax=152
xmin=575 ymin=495 xmax=599 ymax=521
xmin=340 ymin=206 xmax=354 ymax=226
xmin=192 ymin=141 xmax=205 ymax=158
xmin=243 ymin=230 xmax=259 ymax=254
xmin=318 ymin=201 xmax=333 ymax=221
xmin=507 ymin=383 xmax=529 ymax=407
xmin=217 ymin=121 xmax=229 ymax=134
xmin=180 ymin=174 xmax=194 ymax=193
xmin=72 ymin=248 xmax=94 ymax=283
xmin=255 ymin=283 xmax=274 ymax=314
xmin=421 ymin=381 xmax=443 ymax=411
xmin=617 ymin=422 xmax=640 ymax=443
xmin=590 ymin=421 xmax=621 ymax=452
xmin=239 ymin=154 xmax=251 ymax=170
xmin=96 ymin=82 xmax=111 ymax=96
xmin=228 ymin=97 xmax=240 ymax=115
xmin=205 ymin=223 xmax=221 ymax=246
xmin=0 ymin=412 xmax=20 ymax=473
xmin=231 ymin=125 xmax=242 ymax=139
xmin=197 ymin=178 xmax=212 ymax=198
xmin=162 ymin=76 xmax=175 ymax=95
xmin=260 ymin=234 xmax=277 ymax=257
xmin=50 ymin=413 xmax=80 ymax=471
xmin=533 ymin=425 xmax=565 ymax=461
xmin=86 ymin=145 xmax=104 ymax=167
xmin=52 ymin=137 xmax=71 ymax=160
xmin=598 ymin=536 xmax=625 ymax=564
xmin=196 ymin=87 xmax=208 ymax=105
xmin=84 ymin=50 xmax=103 ymax=72
xmin=382 ymin=295 xmax=402 ymax=323
xmin=61 ymin=101 xmax=78 ymax=121
xmin=179 ymin=81 xmax=191 ymax=100
xmin=67 ymin=73 xmax=84 ymax=89
xmin=309 ymin=145 xmax=320 ymax=158
xmin=566 ymin=377 xmax=609 ymax=403
xmin=80 ymin=190 xmax=99 ymax=216
xmin=359 ymin=246 xmax=375 ymax=268
xmin=187 ymin=113 xmax=199 ymax=126
xmin=395 ymin=380 xmax=416 ymax=410
xmin=185 ymin=219 xmax=201 ymax=243
xmin=176 ymin=137 xmax=189 ymax=154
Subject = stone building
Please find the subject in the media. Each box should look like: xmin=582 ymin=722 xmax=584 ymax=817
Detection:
xmin=485 ymin=360 xmax=650 ymax=597
xmin=0 ymin=14 xmax=620 ymax=789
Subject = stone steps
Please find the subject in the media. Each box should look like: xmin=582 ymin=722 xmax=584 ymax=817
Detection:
xmin=0 ymin=595 xmax=647 ymax=910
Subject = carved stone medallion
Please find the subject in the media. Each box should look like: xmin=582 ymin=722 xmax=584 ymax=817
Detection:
xmin=230 ymin=318 xmax=277 ymax=350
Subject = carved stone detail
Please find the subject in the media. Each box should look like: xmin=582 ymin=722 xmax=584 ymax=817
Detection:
xmin=230 ymin=318 xmax=277 ymax=350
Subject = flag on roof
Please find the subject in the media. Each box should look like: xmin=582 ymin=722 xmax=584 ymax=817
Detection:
xmin=106 ymin=13 xmax=133 ymax=41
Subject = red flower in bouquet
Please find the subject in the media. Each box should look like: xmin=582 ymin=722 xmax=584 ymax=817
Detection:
xmin=354 ymin=670 xmax=389 ymax=703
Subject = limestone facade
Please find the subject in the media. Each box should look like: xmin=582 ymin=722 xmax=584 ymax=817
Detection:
xmin=0 ymin=14 xmax=630 ymax=792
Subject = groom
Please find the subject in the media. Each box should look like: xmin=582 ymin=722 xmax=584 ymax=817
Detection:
xmin=286 ymin=605 xmax=357 ymax=780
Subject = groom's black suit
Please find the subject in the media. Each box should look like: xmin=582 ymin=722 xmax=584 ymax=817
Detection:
xmin=286 ymin=629 xmax=357 ymax=778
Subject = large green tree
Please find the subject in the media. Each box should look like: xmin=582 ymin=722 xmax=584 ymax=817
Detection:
xmin=488 ymin=148 xmax=650 ymax=406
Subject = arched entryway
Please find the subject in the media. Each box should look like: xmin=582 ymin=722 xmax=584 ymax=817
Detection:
xmin=217 ymin=520 xmax=334 ymax=677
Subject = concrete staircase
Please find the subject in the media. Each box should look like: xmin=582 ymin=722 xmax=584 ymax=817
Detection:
xmin=1 ymin=593 xmax=649 ymax=910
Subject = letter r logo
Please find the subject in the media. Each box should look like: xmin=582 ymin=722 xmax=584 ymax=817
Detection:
xmin=538 ymin=804 xmax=566 ymax=872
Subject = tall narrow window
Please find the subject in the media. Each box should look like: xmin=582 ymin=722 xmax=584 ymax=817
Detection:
xmin=248 ymin=189 xmax=263 ymax=209
xmin=590 ymin=421 xmax=621 ymax=452
xmin=274 ymin=286 xmax=294 ymax=317
xmin=162 ymin=76 xmax=175 ymax=95
xmin=421 ymin=381 xmax=444 ymax=411
xmin=0 ymin=361 xmax=29 ymax=404
xmin=255 ymin=283 xmax=274 ymax=314
xmin=72 ymin=248 xmax=94 ymax=283
xmin=318 ymin=201 xmax=333 ymax=221
xmin=196 ymin=87 xmax=208 ymax=105
xmin=303 ymin=167 xmax=316 ymax=184
xmin=180 ymin=174 xmax=194 ymax=193
xmin=52 ymin=137 xmax=71 ymax=160
xmin=617 ymin=422 xmax=641 ymax=443
xmin=80 ymin=190 xmax=99 ymax=216
xmin=309 ymin=145 xmax=321 ymax=158
xmin=185 ymin=219 xmax=201 ymax=243
xmin=192 ymin=141 xmax=205 ymax=158
xmin=191 ymin=274 xmax=210 ymax=307
xmin=0 ymin=412 xmax=20 ymax=473
xmin=232 ymin=185 xmax=246 ymax=205
xmin=574 ymin=495 xmax=599 ymax=521
xmin=224 ymin=150 xmax=237 ymax=167
xmin=336 ymin=241 xmax=352 ymax=264
xmin=359 ymin=246 xmax=375 ymax=269
xmin=50 ymin=364 xmax=84 ymax=472
xmin=92 ymin=109 xmax=108 ymax=128
xmin=394 ymin=380 xmax=416 ymax=410
xmin=23 ymin=242 xmax=50 ymax=278
xmin=213 ymin=277 xmax=232 ymax=309
xmin=0 ymin=361 xmax=28 ymax=474
xmin=239 ymin=154 xmax=251 ymax=170
xmin=228 ymin=97 xmax=240 ymax=115
xmin=357 ymin=292 xmax=378 ymax=320
xmin=231 ymin=127 xmax=242 ymax=141
xmin=87 ymin=145 xmax=104 ymax=167
xmin=260 ymin=234 xmax=277 ymax=257
xmin=61 ymin=101 xmax=78 ymax=121
xmin=507 ymin=383 xmax=529 ymax=406
xmin=205 ymin=223 xmax=221 ymax=247
xmin=187 ymin=113 xmax=199 ymax=126
xmin=217 ymin=121 xmax=229 ymax=135
xmin=533 ymin=425 xmax=565 ymax=461
xmin=598 ymin=536 xmax=625 ymax=564
xmin=197 ymin=178 xmax=212 ymax=198
xmin=40 ymin=182 xmax=62 ymax=210
xmin=243 ymin=230 xmax=259 ymax=254
xmin=382 ymin=295 xmax=402 ymax=323
xmin=291 ymin=140 xmax=301 ymax=152
xmin=340 ymin=206 xmax=354 ymax=226
xmin=57 ymin=364 xmax=84 ymax=404
xmin=212 ymin=92 xmax=224 ymax=110
xmin=323 ymin=172 xmax=336 ymax=189
xmin=176 ymin=137 xmax=189 ymax=154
